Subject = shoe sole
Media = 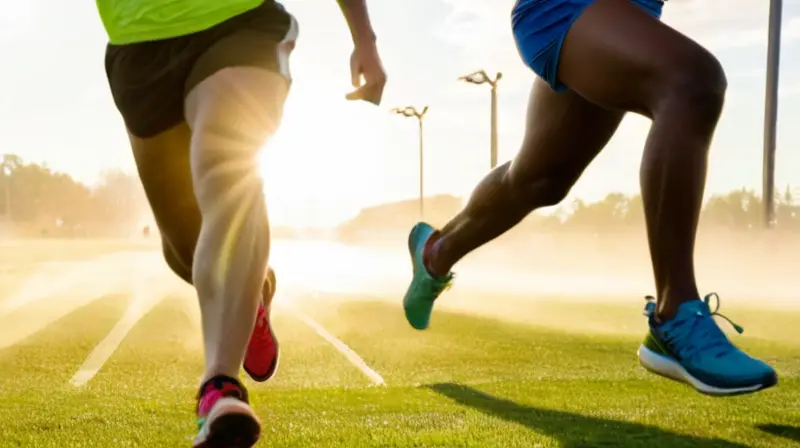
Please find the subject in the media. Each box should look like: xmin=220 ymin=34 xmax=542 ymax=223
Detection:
xmin=194 ymin=398 xmax=261 ymax=448
xmin=638 ymin=345 xmax=778 ymax=396
xmin=244 ymin=268 xmax=280 ymax=383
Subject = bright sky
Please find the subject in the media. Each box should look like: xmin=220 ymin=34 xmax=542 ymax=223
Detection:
xmin=1 ymin=0 xmax=799 ymax=226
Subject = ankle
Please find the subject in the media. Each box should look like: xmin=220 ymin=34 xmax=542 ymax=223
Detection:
xmin=201 ymin=368 xmax=241 ymax=388
xmin=198 ymin=374 xmax=243 ymax=396
xmin=656 ymin=294 xmax=699 ymax=322
xmin=423 ymin=233 xmax=450 ymax=278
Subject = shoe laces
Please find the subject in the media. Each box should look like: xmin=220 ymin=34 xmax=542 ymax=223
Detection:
xmin=644 ymin=293 xmax=744 ymax=360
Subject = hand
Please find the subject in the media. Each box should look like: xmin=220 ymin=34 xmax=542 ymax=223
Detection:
xmin=345 ymin=42 xmax=386 ymax=106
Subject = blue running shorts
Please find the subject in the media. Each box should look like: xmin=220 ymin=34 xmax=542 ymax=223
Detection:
xmin=512 ymin=0 xmax=664 ymax=92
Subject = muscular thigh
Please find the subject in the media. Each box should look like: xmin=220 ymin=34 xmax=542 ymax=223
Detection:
xmin=557 ymin=0 xmax=724 ymax=116
xmin=509 ymin=78 xmax=624 ymax=185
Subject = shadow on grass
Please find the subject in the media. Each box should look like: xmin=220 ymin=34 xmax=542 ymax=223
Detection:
xmin=757 ymin=424 xmax=800 ymax=443
xmin=428 ymin=383 xmax=747 ymax=447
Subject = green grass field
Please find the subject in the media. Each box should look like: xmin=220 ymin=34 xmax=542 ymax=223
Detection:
xmin=0 ymin=240 xmax=798 ymax=447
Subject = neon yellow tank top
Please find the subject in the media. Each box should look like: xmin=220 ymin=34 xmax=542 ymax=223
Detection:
xmin=96 ymin=0 xmax=264 ymax=45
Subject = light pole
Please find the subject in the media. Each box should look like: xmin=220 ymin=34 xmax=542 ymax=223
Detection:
xmin=392 ymin=106 xmax=429 ymax=218
xmin=459 ymin=70 xmax=503 ymax=169
xmin=763 ymin=0 xmax=783 ymax=228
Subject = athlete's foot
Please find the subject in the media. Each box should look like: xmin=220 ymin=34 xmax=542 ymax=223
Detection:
xmin=194 ymin=376 xmax=260 ymax=448
xmin=638 ymin=294 xmax=778 ymax=396
xmin=244 ymin=268 xmax=279 ymax=382
xmin=402 ymin=222 xmax=454 ymax=330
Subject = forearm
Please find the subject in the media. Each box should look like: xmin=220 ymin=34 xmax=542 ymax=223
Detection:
xmin=337 ymin=0 xmax=376 ymax=46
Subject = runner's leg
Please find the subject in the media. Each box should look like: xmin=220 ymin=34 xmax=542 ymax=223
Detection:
xmin=130 ymin=122 xmax=279 ymax=383
xmin=182 ymin=66 xmax=288 ymax=383
xmin=426 ymin=80 xmax=625 ymax=277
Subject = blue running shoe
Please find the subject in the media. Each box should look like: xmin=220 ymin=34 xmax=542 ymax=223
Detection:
xmin=402 ymin=222 xmax=453 ymax=330
xmin=638 ymin=293 xmax=778 ymax=396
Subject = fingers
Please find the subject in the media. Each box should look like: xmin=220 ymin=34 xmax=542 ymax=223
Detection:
xmin=351 ymin=73 xmax=362 ymax=89
xmin=346 ymin=49 xmax=386 ymax=105
xmin=345 ymin=83 xmax=384 ymax=106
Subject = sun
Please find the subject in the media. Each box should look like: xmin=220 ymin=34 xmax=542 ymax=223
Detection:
xmin=257 ymin=79 xmax=393 ymax=229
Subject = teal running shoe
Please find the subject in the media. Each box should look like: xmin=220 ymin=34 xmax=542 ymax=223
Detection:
xmin=638 ymin=293 xmax=778 ymax=396
xmin=402 ymin=222 xmax=453 ymax=330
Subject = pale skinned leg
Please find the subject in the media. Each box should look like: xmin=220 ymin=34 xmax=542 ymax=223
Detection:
xmin=183 ymin=67 xmax=289 ymax=382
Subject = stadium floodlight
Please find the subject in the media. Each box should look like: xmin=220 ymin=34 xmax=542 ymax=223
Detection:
xmin=391 ymin=106 xmax=429 ymax=218
xmin=459 ymin=70 xmax=503 ymax=169
xmin=391 ymin=106 xmax=428 ymax=119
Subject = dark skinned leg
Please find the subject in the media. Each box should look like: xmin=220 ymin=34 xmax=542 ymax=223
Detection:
xmin=427 ymin=79 xmax=625 ymax=277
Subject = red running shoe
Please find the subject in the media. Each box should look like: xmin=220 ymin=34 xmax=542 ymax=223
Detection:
xmin=243 ymin=267 xmax=279 ymax=382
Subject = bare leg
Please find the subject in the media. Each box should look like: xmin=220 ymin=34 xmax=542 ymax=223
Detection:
xmin=129 ymin=123 xmax=276 ymax=308
xmin=415 ymin=0 xmax=776 ymax=395
xmin=430 ymin=0 xmax=726 ymax=321
xmin=184 ymin=67 xmax=288 ymax=382
xmin=557 ymin=0 xmax=725 ymax=319
xmin=427 ymin=80 xmax=624 ymax=276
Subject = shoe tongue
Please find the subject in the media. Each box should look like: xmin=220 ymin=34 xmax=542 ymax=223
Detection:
xmin=655 ymin=299 xmax=706 ymax=330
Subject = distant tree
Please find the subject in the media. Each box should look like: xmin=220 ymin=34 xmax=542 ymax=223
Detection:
xmin=0 ymin=154 xmax=23 ymax=219
xmin=0 ymin=157 xmax=153 ymax=237
xmin=91 ymin=170 xmax=148 ymax=233
xmin=564 ymin=193 xmax=635 ymax=229
xmin=624 ymin=194 xmax=645 ymax=226
xmin=775 ymin=184 xmax=799 ymax=230
xmin=701 ymin=189 xmax=761 ymax=229
xmin=335 ymin=186 xmax=800 ymax=242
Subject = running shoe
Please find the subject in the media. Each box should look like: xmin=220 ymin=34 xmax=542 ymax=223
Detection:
xmin=244 ymin=267 xmax=279 ymax=382
xmin=402 ymin=222 xmax=453 ymax=330
xmin=194 ymin=376 xmax=260 ymax=448
xmin=638 ymin=293 xmax=778 ymax=396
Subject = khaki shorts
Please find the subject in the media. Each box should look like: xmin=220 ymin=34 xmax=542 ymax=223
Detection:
xmin=105 ymin=1 xmax=298 ymax=138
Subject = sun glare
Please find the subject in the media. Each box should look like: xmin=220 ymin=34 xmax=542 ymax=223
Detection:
xmin=259 ymin=79 xmax=395 ymax=229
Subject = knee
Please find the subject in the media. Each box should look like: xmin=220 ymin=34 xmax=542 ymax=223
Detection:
xmin=506 ymin=162 xmax=575 ymax=209
xmin=656 ymin=51 xmax=727 ymax=122
xmin=265 ymin=267 xmax=276 ymax=297
xmin=163 ymin=242 xmax=193 ymax=285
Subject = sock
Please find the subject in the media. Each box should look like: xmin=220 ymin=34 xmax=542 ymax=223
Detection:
xmin=198 ymin=375 xmax=248 ymax=402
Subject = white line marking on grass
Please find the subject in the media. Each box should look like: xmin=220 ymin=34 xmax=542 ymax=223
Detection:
xmin=70 ymin=293 xmax=167 ymax=388
xmin=281 ymin=299 xmax=386 ymax=386
xmin=69 ymin=259 xmax=182 ymax=388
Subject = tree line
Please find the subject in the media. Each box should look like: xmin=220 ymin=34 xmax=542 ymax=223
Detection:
xmin=530 ymin=188 xmax=799 ymax=231
xmin=339 ymin=187 xmax=800 ymax=240
xmin=0 ymin=154 xmax=148 ymax=237
xmin=2 ymin=153 xmax=798 ymax=239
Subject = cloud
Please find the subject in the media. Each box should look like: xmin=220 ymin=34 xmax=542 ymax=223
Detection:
xmin=434 ymin=0 xmax=514 ymax=60
xmin=0 ymin=2 xmax=36 ymax=38
xmin=781 ymin=79 xmax=800 ymax=97
xmin=696 ymin=16 xmax=800 ymax=51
